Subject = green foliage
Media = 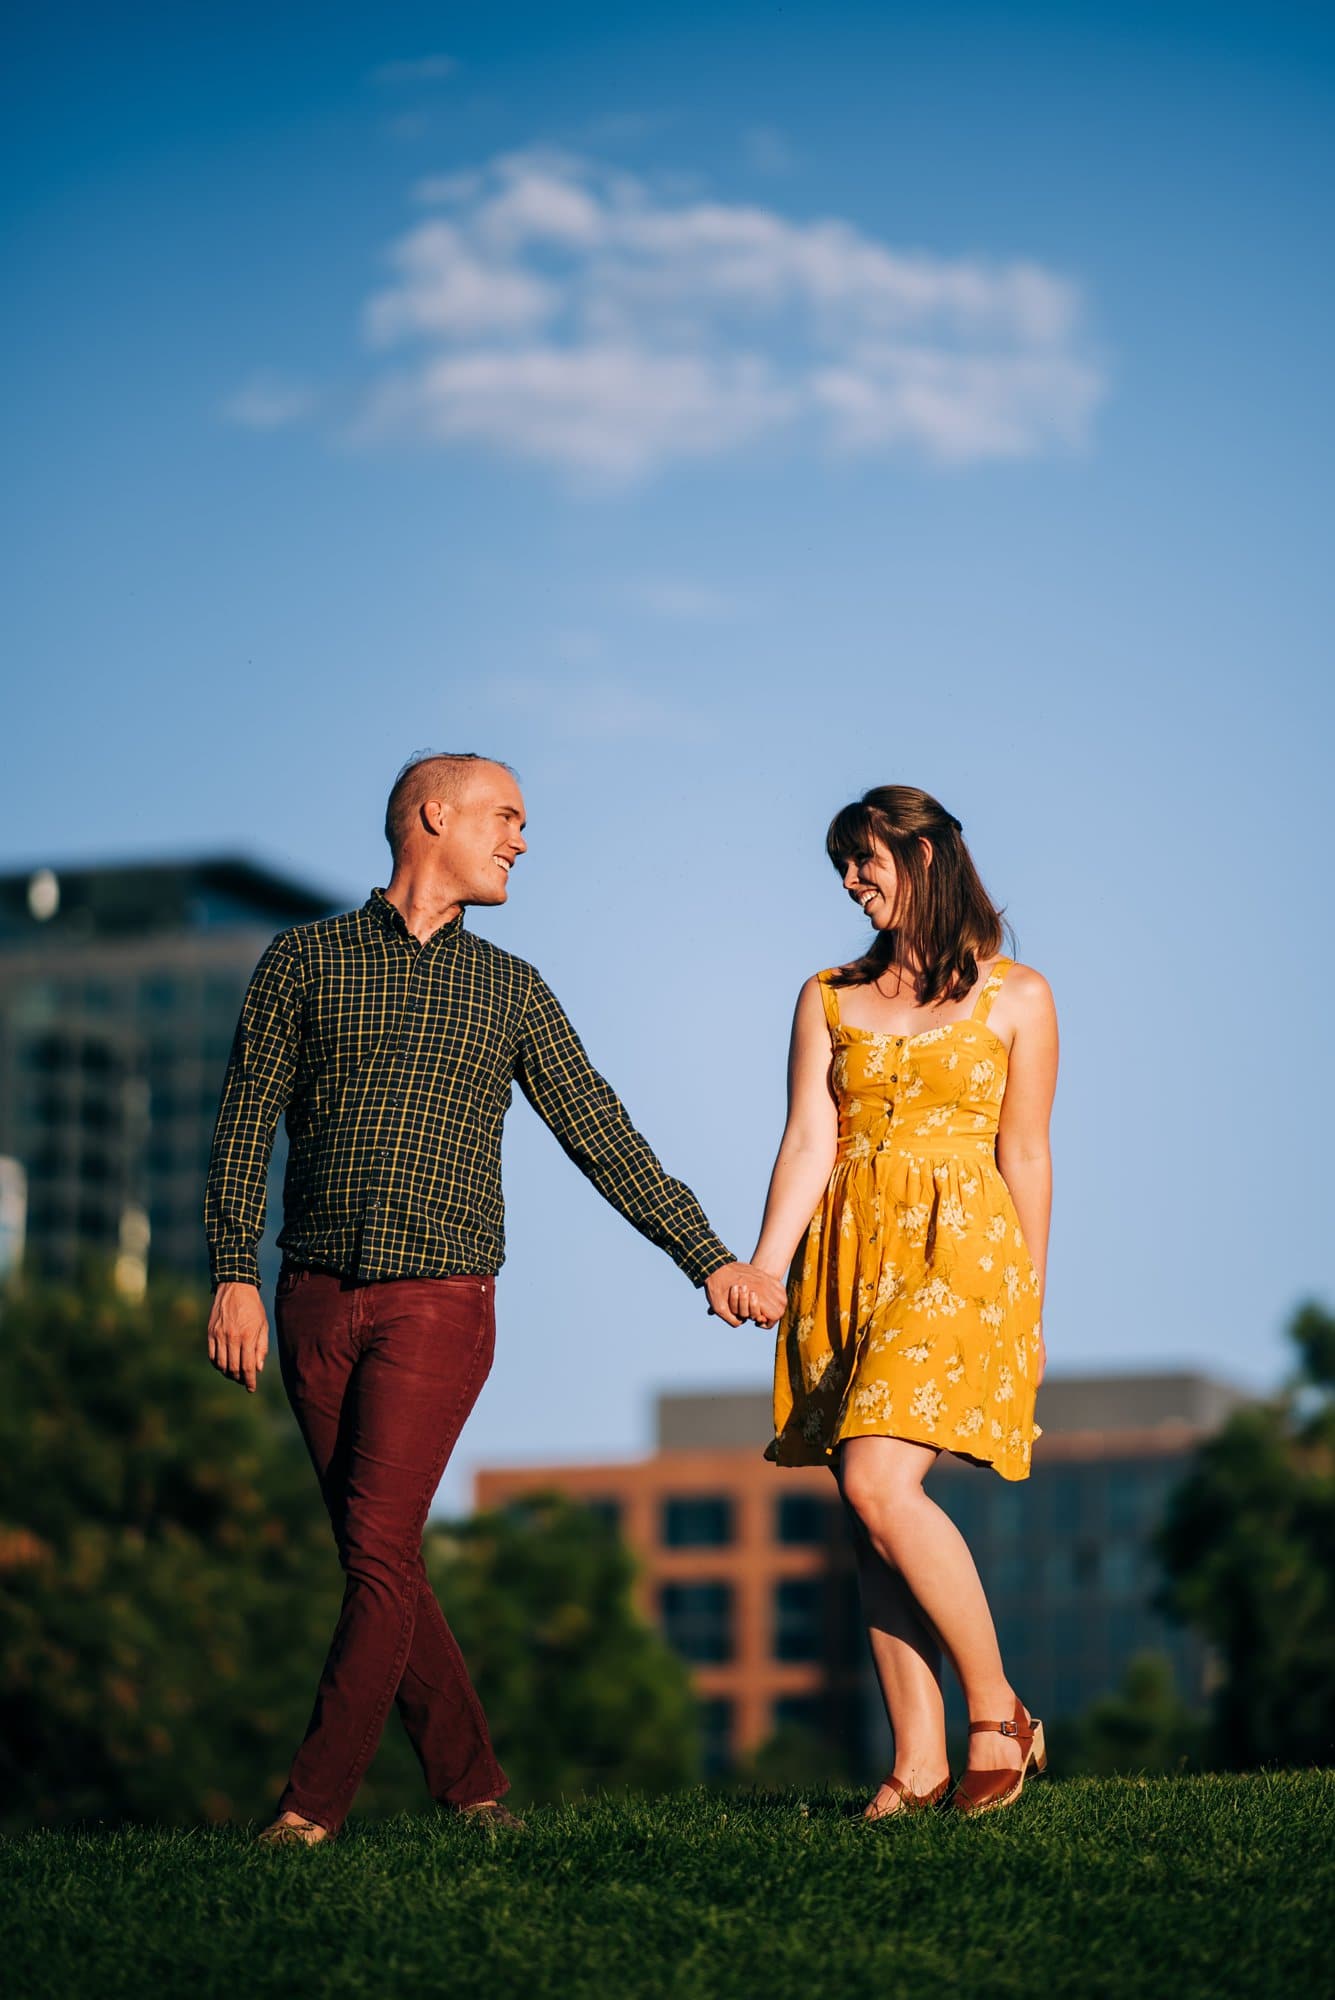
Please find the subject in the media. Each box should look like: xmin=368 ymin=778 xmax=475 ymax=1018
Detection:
xmin=1158 ymin=1298 xmax=1335 ymax=1768
xmin=3 ymin=1778 xmax=1334 ymax=2000
xmin=0 ymin=1274 xmax=352 ymax=1825
xmin=424 ymin=1495 xmax=700 ymax=1802
xmin=741 ymin=1722 xmax=851 ymax=1789
xmin=0 ymin=1283 xmax=700 ymax=1826
xmin=1054 ymin=1652 xmax=1205 ymax=1777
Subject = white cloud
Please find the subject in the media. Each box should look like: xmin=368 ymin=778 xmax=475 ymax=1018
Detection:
xmin=366 ymin=220 xmax=555 ymax=340
xmin=371 ymin=55 xmax=457 ymax=87
xmin=358 ymin=345 xmax=790 ymax=480
xmin=352 ymin=149 xmax=1106 ymax=483
xmin=223 ymin=373 xmax=315 ymax=430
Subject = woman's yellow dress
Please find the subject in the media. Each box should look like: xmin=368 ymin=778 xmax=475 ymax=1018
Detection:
xmin=769 ymin=958 xmax=1042 ymax=1482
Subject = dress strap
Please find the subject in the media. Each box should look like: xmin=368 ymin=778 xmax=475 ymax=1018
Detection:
xmin=970 ymin=956 xmax=1014 ymax=1026
xmin=816 ymin=970 xmax=842 ymax=1035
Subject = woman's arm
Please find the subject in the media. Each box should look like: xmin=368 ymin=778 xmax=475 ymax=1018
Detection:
xmin=744 ymin=977 xmax=840 ymax=1291
xmin=994 ymin=966 xmax=1059 ymax=1378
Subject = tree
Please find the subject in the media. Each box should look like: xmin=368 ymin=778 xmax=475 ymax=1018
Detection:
xmin=0 ymin=1273 xmax=369 ymax=1825
xmin=1059 ymin=1653 xmax=1204 ymax=1777
xmin=1157 ymin=1300 xmax=1335 ymax=1768
xmin=0 ymin=1278 xmax=700 ymax=1825
xmin=425 ymin=1495 xmax=700 ymax=1802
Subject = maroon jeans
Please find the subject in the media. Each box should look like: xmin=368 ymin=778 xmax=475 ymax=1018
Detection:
xmin=273 ymin=1267 xmax=508 ymax=1832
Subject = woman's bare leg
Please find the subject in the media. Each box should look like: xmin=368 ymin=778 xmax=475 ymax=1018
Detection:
xmin=841 ymin=1485 xmax=951 ymax=1815
xmin=840 ymin=1435 xmax=1023 ymax=1776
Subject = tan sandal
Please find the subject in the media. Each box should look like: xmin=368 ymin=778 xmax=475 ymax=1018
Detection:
xmin=952 ymin=1699 xmax=1046 ymax=1815
xmin=458 ymin=1800 xmax=526 ymax=1831
xmin=256 ymin=1813 xmax=333 ymax=1847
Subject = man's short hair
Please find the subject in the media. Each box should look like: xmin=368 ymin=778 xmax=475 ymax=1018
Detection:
xmin=384 ymin=752 xmax=516 ymax=859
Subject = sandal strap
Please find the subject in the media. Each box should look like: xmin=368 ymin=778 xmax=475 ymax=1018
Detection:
xmin=968 ymin=1718 xmax=1021 ymax=1736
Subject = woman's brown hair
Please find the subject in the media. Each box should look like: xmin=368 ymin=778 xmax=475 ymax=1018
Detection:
xmin=825 ymin=785 xmax=1009 ymax=1004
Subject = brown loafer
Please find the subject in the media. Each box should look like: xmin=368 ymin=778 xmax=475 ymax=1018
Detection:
xmin=256 ymin=1813 xmax=333 ymax=1847
xmin=458 ymin=1800 xmax=526 ymax=1831
xmin=952 ymin=1699 xmax=1046 ymax=1815
xmin=863 ymin=1774 xmax=952 ymax=1822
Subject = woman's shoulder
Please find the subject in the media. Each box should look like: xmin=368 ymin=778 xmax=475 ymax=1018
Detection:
xmin=990 ymin=958 xmax=1056 ymax=1028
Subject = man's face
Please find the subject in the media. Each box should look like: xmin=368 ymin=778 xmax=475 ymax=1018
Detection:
xmin=438 ymin=765 xmax=528 ymax=906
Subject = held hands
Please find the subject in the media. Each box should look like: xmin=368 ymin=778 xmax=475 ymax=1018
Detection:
xmin=207 ymin=1281 xmax=269 ymax=1393
xmin=704 ymin=1261 xmax=788 ymax=1329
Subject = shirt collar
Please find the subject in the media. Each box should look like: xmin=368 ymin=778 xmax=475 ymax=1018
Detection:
xmin=365 ymin=888 xmax=465 ymax=950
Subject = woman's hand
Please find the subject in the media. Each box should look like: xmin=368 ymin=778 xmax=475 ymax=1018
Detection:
xmin=704 ymin=1262 xmax=788 ymax=1327
xmin=726 ymin=1267 xmax=788 ymax=1328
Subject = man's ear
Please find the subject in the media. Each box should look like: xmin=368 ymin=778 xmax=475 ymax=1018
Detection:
xmin=422 ymin=798 xmax=451 ymax=838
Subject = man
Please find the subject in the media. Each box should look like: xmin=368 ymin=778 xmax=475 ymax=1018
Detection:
xmin=205 ymin=752 xmax=786 ymax=1845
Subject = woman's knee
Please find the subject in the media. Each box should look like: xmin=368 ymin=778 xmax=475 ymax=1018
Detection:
xmin=841 ymin=1444 xmax=928 ymax=1542
xmin=842 ymin=1466 xmax=902 ymax=1542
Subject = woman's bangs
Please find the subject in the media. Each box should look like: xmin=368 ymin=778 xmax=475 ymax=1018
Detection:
xmin=825 ymin=802 xmax=878 ymax=870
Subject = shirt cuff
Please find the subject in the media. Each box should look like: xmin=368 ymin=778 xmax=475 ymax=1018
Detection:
xmin=210 ymin=1251 xmax=262 ymax=1289
xmin=680 ymin=1238 xmax=736 ymax=1288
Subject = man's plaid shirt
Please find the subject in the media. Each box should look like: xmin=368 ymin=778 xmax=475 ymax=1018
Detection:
xmin=205 ymin=890 xmax=735 ymax=1289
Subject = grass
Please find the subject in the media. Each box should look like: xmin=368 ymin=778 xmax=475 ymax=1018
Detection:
xmin=3 ymin=1775 xmax=1331 ymax=1999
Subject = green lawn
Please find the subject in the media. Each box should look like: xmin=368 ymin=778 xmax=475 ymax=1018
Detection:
xmin=3 ymin=1775 xmax=1330 ymax=1999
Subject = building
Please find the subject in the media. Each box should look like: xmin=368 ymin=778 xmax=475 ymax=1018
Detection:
xmin=474 ymin=1372 xmax=1247 ymax=1775
xmin=0 ymin=858 xmax=338 ymax=1288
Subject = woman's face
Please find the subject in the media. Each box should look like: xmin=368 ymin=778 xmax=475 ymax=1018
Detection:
xmin=841 ymin=836 xmax=899 ymax=930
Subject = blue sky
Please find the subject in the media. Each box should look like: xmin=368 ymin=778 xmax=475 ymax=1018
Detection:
xmin=5 ymin=2 xmax=1333 ymax=1508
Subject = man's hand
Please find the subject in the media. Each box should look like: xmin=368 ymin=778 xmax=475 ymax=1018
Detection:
xmin=705 ymin=1262 xmax=788 ymax=1329
xmin=207 ymin=1281 xmax=270 ymax=1393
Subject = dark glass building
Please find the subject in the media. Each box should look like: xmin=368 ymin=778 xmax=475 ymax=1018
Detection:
xmin=0 ymin=858 xmax=338 ymax=1289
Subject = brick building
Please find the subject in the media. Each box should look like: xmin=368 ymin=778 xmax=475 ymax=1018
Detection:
xmin=475 ymin=1371 xmax=1245 ymax=1774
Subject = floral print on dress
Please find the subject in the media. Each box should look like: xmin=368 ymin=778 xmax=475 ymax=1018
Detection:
xmin=769 ymin=958 xmax=1043 ymax=1484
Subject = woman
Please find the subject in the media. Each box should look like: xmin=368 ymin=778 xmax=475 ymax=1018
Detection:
xmin=731 ymin=786 xmax=1058 ymax=1818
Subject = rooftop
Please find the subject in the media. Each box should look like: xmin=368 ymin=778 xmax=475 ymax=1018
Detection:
xmin=654 ymin=1372 xmax=1252 ymax=1454
xmin=0 ymin=857 xmax=342 ymax=944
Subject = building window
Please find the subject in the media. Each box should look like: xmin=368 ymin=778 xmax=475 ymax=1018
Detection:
xmin=1039 ymin=1468 xmax=1089 ymax=1533
xmin=937 ymin=1482 xmax=981 ymax=1541
xmin=1072 ymin=1541 xmax=1102 ymax=1589
xmin=660 ymin=1581 xmax=733 ymax=1663
xmin=697 ymin=1698 xmax=734 ymax=1777
xmin=1103 ymin=1542 xmax=1141 ymax=1596
xmin=774 ymin=1577 xmax=826 ymax=1663
xmin=776 ymin=1493 xmax=831 ymax=1545
xmin=988 ymin=1549 xmax=1030 ymax=1597
xmin=1106 ymin=1464 xmax=1156 ymax=1536
xmin=661 ymin=1495 xmax=734 ymax=1548
xmin=139 ymin=975 xmax=181 ymax=1016
xmin=989 ymin=1482 xmax=1025 ymax=1547
xmin=1042 ymin=1548 xmax=1075 ymax=1598
xmin=773 ymin=1694 xmax=826 ymax=1735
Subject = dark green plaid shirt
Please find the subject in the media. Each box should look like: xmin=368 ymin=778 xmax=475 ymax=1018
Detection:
xmin=204 ymin=890 xmax=734 ymax=1290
